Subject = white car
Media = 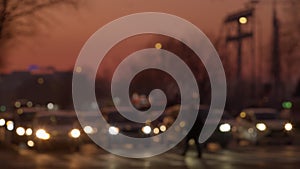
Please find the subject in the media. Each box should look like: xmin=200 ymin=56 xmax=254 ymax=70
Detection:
xmin=235 ymin=108 xmax=293 ymax=145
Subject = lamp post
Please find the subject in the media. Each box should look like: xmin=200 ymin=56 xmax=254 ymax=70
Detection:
xmin=271 ymin=0 xmax=281 ymax=99
xmin=225 ymin=9 xmax=254 ymax=82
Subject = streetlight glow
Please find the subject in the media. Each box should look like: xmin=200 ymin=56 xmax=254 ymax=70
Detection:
xmin=239 ymin=17 xmax=248 ymax=24
xmin=155 ymin=43 xmax=162 ymax=49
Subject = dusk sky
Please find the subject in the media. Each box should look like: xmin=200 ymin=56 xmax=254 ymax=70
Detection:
xmin=3 ymin=0 xmax=277 ymax=72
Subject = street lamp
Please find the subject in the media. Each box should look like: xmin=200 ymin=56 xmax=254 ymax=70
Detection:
xmin=239 ymin=17 xmax=248 ymax=24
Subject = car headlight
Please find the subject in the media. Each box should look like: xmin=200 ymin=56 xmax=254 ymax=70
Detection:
xmin=219 ymin=123 xmax=231 ymax=132
xmin=0 ymin=119 xmax=5 ymax=127
xmin=256 ymin=123 xmax=267 ymax=131
xmin=6 ymin=121 xmax=14 ymax=131
xmin=159 ymin=125 xmax=167 ymax=132
xmin=284 ymin=123 xmax=293 ymax=131
xmin=16 ymin=127 xmax=25 ymax=136
xmin=27 ymin=140 xmax=35 ymax=147
xmin=108 ymin=126 xmax=119 ymax=135
xmin=70 ymin=129 xmax=81 ymax=138
xmin=36 ymin=129 xmax=51 ymax=140
xmin=26 ymin=128 xmax=33 ymax=136
xmin=142 ymin=126 xmax=152 ymax=134
xmin=84 ymin=126 xmax=97 ymax=134
xmin=153 ymin=127 xmax=160 ymax=134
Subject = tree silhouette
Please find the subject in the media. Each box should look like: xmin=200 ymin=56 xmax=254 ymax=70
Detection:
xmin=0 ymin=0 xmax=78 ymax=67
xmin=281 ymin=0 xmax=300 ymax=84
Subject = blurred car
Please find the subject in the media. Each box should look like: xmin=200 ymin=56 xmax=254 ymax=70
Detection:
xmin=12 ymin=107 xmax=37 ymax=147
xmin=32 ymin=111 xmax=82 ymax=151
xmin=0 ymin=112 xmax=14 ymax=143
xmin=206 ymin=111 xmax=235 ymax=148
xmin=235 ymin=108 xmax=294 ymax=145
xmin=161 ymin=104 xmax=234 ymax=148
xmin=77 ymin=111 xmax=103 ymax=143
xmin=104 ymin=107 xmax=150 ymax=138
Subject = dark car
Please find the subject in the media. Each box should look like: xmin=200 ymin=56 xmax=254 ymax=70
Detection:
xmin=105 ymin=108 xmax=148 ymax=138
xmin=32 ymin=111 xmax=82 ymax=151
xmin=12 ymin=108 xmax=37 ymax=147
xmin=235 ymin=108 xmax=293 ymax=145
xmin=205 ymin=112 xmax=235 ymax=148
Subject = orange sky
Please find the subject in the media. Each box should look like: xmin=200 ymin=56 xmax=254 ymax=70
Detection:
xmin=3 ymin=0 xmax=276 ymax=72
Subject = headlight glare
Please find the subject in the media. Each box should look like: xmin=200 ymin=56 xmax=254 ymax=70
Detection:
xmin=70 ymin=129 xmax=81 ymax=138
xmin=256 ymin=123 xmax=267 ymax=131
xmin=26 ymin=128 xmax=33 ymax=136
xmin=108 ymin=126 xmax=119 ymax=135
xmin=142 ymin=126 xmax=152 ymax=134
xmin=0 ymin=119 xmax=5 ymax=126
xmin=284 ymin=123 xmax=293 ymax=131
xmin=36 ymin=129 xmax=50 ymax=140
xmin=219 ymin=123 xmax=231 ymax=132
xmin=6 ymin=121 xmax=14 ymax=131
xmin=84 ymin=126 xmax=97 ymax=134
xmin=16 ymin=127 xmax=26 ymax=136
xmin=159 ymin=125 xmax=167 ymax=132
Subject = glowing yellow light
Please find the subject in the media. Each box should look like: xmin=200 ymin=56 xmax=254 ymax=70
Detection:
xmin=17 ymin=108 xmax=23 ymax=115
xmin=189 ymin=139 xmax=195 ymax=145
xmin=75 ymin=66 xmax=82 ymax=73
xmin=240 ymin=112 xmax=246 ymax=118
xmin=15 ymin=101 xmax=21 ymax=108
xmin=239 ymin=17 xmax=248 ymax=24
xmin=37 ymin=78 xmax=44 ymax=84
xmin=27 ymin=101 xmax=33 ymax=107
xmin=6 ymin=121 xmax=14 ymax=131
xmin=153 ymin=128 xmax=160 ymax=134
xmin=155 ymin=43 xmax=162 ymax=49
xmin=27 ymin=140 xmax=35 ymax=147
xmin=180 ymin=121 xmax=186 ymax=128
xmin=160 ymin=125 xmax=167 ymax=132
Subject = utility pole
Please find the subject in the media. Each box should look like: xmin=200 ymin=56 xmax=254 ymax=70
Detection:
xmin=224 ymin=8 xmax=255 ymax=109
xmin=225 ymin=9 xmax=254 ymax=82
xmin=271 ymin=0 xmax=281 ymax=99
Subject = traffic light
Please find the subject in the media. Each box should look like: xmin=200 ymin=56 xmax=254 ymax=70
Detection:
xmin=282 ymin=101 xmax=293 ymax=109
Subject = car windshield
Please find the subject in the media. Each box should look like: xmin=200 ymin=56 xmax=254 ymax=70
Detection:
xmin=255 ymin=113 xmax=278 ymax=120
xmin=17 ymin=112 xmax=36 ymax=122
xmin=37 ymin=116 xmax=77 ymax=125
xmin=107 ymin=112 xmax=130 ymax=123
xmin=222 ymin=113 xmax=233 ymax=120
xmin=82 ymin=116 xmax=100 ymax=123
xmin=83 ymin=116 xmax=100 ymax=121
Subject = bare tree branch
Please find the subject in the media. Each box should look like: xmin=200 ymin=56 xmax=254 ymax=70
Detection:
xmin=0 ymin=0 xmax=79 ymax=68
xmin=8 ymin=0 xmax=77 ymax=20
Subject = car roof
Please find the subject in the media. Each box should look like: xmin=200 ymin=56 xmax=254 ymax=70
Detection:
xmin=35 ymin=110 xmax=77 ymax=118
xmin=242 ymin=108 xmax=278 ymax=115
xmin=19 ymin=107 xmax=46 ymax=112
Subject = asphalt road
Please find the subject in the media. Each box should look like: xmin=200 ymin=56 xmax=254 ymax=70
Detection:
xmin=1 ymin=143 xmax=300 ymax=169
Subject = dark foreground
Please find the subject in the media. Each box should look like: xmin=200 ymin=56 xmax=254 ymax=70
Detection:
xmin=1 ymin=143 xmax=300 ymax=169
